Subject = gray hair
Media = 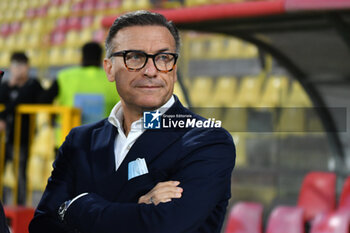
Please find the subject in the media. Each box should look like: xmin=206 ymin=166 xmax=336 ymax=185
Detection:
xmin=105 ymin=10 xmax=180 ymax=58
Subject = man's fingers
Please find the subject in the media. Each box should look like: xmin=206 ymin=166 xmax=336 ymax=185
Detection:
xmin=152 ymin=186 xmax=183 ymax=195
xmin=138 ymin=181 xmax=183 ymax=205
xmin=154 ymin=191 xmax=182 ymax=200
xmin=152 ymin=191 xmax=183 ymax=205
xmin=155 ymin=181 xmax=180 ymax=188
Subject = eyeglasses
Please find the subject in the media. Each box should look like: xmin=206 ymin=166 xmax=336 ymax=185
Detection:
xmin=109 ymin=50 xmax=178 ymax=73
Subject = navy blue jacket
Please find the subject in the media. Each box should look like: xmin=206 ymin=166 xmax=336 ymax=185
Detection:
xmin=29 ymin=98 xmax=235 ymax=233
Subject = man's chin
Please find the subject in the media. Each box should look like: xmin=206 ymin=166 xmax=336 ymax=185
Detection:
xmin=137 ymin=96 xmax=168 ymax=109
xmin=140 ymin=104 xmax=162 ymax=112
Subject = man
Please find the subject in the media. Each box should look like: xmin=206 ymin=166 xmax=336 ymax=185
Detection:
xmin=0 ymin=52 xmax=44 ymax=205
xmin=41 ymin=42 xmax=119 ymax=124
xmin=29 ymin=11 xmax=235 ymax=233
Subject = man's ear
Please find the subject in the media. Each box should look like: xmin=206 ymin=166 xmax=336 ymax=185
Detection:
xmin=103 ymin=58 xmax=115 ymax=82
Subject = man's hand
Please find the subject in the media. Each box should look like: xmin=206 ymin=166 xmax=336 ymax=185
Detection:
xmin=138 ymin=181 xmax=183 ymax=206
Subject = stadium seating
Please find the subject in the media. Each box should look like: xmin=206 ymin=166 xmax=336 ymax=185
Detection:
xmin=235 ymin=75 xmax=263 ymax=107
xmin=285 ymin=81 xmax=312 ymax=107
xmin=189 ymin=36 xmax=206 ymax=59
xmin=276 ymin=81 xmax=313 ymax=133
xmin=27 ymin=113 xmax=56 ymax=205
xmin=207 ymin=36 xmax=226 ymax=59
xmin=265 ymin=206 xmax=304 ymax=233
xmin=230 ymin=133 xmax=247 ymax=166
xmin=241 ymin=41 xmax=259 ymax=58
xmin=189 ymin=76 xmax=214 ymax=107
xmin=297 ymin=172 xmax=336 ymax=222
xmin=310 ymin=210 xmax=350 ymax=233
xmin=224 ymin=201 xmax=263 ymax=233
xmin=309 ymin=177 xmax=350 ymax=233
xmin=173 ymin=82 xmax=188 ymax=107
xmin=211 ymin=76 xmax=237 ymax=107
xmin=261 ymin=172 xmax=336 ymax=233
xmin=259 ymin=75 xmax=288 ymax=108
xmin=224 ymin=37 xmax=244 ymax=58
xmin=48 ymin=47 xmax=64 ymax=66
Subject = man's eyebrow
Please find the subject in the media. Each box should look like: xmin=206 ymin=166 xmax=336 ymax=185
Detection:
xmin=157 ymin=48 xmax=171 ymax=53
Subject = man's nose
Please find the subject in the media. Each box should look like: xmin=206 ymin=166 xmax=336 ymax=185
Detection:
xmin=143 ymin=57 xmax=158 ymax=77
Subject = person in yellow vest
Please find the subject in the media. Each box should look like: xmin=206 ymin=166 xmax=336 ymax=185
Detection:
xmin=41 ymin=42 xmax=120 ymax=124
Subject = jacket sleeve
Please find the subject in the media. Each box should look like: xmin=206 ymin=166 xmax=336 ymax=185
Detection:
xmin=29 ymin=130 xmax=79 ymax=233
xmin=30 ymin=128 xmax=235 ymax=233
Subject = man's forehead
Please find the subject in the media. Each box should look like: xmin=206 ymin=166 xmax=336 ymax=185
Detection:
xmin=112 ymin=25 xmax=175 ymax=49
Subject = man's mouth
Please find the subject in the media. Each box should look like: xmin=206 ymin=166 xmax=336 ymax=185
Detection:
xmin=137 ymin=85 xmax=161 ymax=89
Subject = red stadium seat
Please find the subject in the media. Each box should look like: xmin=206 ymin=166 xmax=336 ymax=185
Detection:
xmin=297 ymin=172 xmax=336 ymax=222
xmin=50 ymin=0 xmax=64 ymax=5
xmin=10 ymin=22 xmax=21 ymax=34
xmin=26 ymin=8 xmax=36 ymax=19
xmin=67 ymin=17 xmax=82 ymax=31
xmin=339 ymin=176 xmax=350 ymax=210
xmin=50 ymin=31 xmax=66 ymax=45
xmin=108 ymin=0 xmax=122 ymax=9
xmin=265 ymin=206 xmax=304 ymax=233
xmin=96 ymin=1 xmax=109 ymax=11
xmin=224 ymin=202 xmax=263 ymax=233
xmin=310 ymin=210 xmax=350 ymax=233
xmin=83 ymin=1 xmax=97 ymax=13
xmin=0 ymin=24 xmax=11 ymax=37
xmin=72 ymin=1 xmax=84 ymax=14
xmin=81 ymin=15 xmax=94 ymax=28
xmin=55 ymin=18 xmax=69 ymax=32
xmin=92 ymin=29 xmax=105 ymax=43
xmin=4 ymin=206 xmax=35 ymax=233
xmin=37 ymin=6 xmax=48 ymax=17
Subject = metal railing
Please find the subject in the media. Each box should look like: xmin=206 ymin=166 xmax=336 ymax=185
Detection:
xmin=1 ymin=104 xmax=81 ymax=205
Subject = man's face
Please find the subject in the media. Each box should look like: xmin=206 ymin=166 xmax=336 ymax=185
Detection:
xmin=10 ymin=61 xmax=29 ymax=83
xmin=104 ymin=25 xmax=178 ymax=111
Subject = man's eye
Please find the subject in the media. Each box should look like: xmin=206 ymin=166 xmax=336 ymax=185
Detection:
xmin=157 ymin=55 xmax=171 ymax=62
xmin=127 ymin=53 xmax=143 ymax=60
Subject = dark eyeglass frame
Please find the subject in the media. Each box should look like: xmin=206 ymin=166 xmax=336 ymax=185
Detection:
xmin=109 ymin=50 xmax=178 ymax=73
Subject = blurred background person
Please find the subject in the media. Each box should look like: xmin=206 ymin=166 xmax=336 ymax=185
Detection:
xmin=41 ymin=42 xmax=119 ymax=125
xmin=0 ymin=52 xmax=44 ymax=205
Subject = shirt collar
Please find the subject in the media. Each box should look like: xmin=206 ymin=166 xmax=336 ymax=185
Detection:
xmin=108 ymin=95 xmax=175 ymax=131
